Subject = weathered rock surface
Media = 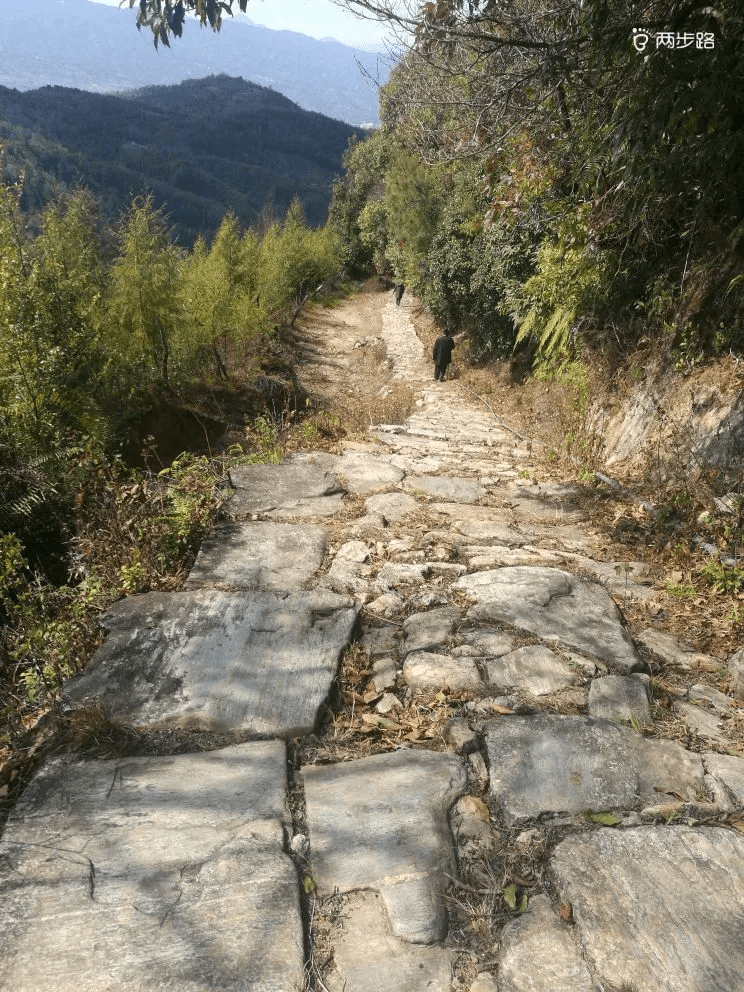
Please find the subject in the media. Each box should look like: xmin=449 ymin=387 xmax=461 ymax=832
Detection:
xmin=324 ymin=891 xmax=454 ymax=992
xmin=636 ymin=627 xmax=722 ymax=672
xmin=704 ymin=751 xmax=744 ymax=806
xmin=588 ymin=673 xmax=651 ymax=723
xmin=229 ymin=461 xmax=343 ymax=516
xmin=185 ymin=520 xmax=327 ymax=591
xmin=406 ymin=474 xmax=484 ymax=503
xmin=365 ymin=491 xmax=419 ymax=522
xmin=64 ymin=588 xmax=358 ymax=735
xmin=486 ymin=713 xmax=704 ymax=822
xmin=302 ymin=750 xmax=466 ymax=944
xmin=0 ymin=743 xmax=303 ymax=992
xmin=403 ymin=650 xmax=483 ymax=693
xmin=550 ymin=826 xmax=744 ymax=992
xmin=335 ymin=451 xmax=406 ymax=494
xmin=487 ymin=645 xmax=580 ymax=697
xmin=454 ymin=566 xmax=642 ymax=670
xmin=497 ymin=894 xmax=595 ymax=992
xmin=403 ymin=606 xmax=458 ymax=654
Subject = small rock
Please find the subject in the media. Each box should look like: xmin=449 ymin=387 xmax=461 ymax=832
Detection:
xmin=370 ymin=656 xmax=398 ymax=692
xmin=290 ymin=833 xmax=309 ymax=857
xmin=727 ymin=647 xmax=744 ymax=699
xmin=403 ymin=607 xmax=458 ymax=654
xmin=361 ymin=627 xmax=399 ymax=657
xmin=403 ymin=651 xmax=482 ymax=693
xmin=451 ymin=644 xmax=479 ymax=657
xmin=444 ymin=717 xmax=479 ymax=754
xmin=468 ymin=751 xmax=489 ymax=786
xmin=515 ymin=828 xmax=540 ymax=849
xmin=689 ymin=683 xmax=733 ymax=712
xmin=376 ymin=692 xmax=402 ymax=714
xmin=637 ymin=627 xmax=721 ymax=673
xmin=366 ymin=592 xmax=404 ymax=617
xmin=588 ymin=674 xmax=651 ymax=724
xmin=469 ymin=974 xmax=498 ymax=992
xmin=408 ymin=590 xmax=449 ymax=609
xmin=376 ymin=563 xmax=431 ymax=590
xmin=672 ymin=699 xmax=729 ymax=745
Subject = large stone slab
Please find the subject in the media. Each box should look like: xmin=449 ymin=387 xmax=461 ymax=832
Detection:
xmin=0 ymin=743 xmax=304 ymax=992
xmin=498 ymin=894 xmax=595 ymax=992
xmin=453 ymin=566 xmax=642 ymax=670
xmin=431 ymin=504 xmax=529 ymax=545
xmin=229 ymin=462 xmax=343 ymax=517
xmin=185 ymin=521 xmax=327 ymax=591
xmin=485 ymin=713 xmax=704 ymax=822
xmin=365 ymin=491 xmax=419 ymax=523
xmin=406 ymin=475 xmax=484 ymax=504
xmin=550 ymin=826 xmax=744 ymax=992
xmin=335 ymin=451 xmax=406 ymax=494
xmin=302 ymin=749 xmax=466 ymax=944
xmin=324 ymin=891 xmax=454 ymax=992
xmin=64 ymin=588 xmax=358 ymax=735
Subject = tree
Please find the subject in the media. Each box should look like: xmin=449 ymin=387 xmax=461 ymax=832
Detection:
xmin=107 ymin=196 xmax=183 ymax=385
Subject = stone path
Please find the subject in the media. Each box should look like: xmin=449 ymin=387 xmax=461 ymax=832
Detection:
xmin=2 ymin=290 xmax=744 ymax=991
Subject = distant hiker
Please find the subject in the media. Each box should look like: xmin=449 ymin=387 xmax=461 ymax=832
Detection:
xmin=394 ymin=283 xmax=405 ymax=306
xmin=433 ymin=330 xmax=455 ymax=381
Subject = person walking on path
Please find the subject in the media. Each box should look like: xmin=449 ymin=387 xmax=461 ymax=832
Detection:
xmin=433 ymin=329 xmax=455 ymax=381
xmin=394 ymin=283 xmax=405 ymax=306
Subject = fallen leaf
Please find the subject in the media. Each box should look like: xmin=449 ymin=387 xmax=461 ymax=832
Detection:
xmin=559 ymin=902 xmax=573 ymax=921
xmin=490 ymin=703 xmax=513 ymax=715
xmin=503 ymin=883 xmax=518 ymax=910
xmin=582 ymin=810 xmax=621 ymax=826
xmin=458 ymin=795 xmax=490 ymax=822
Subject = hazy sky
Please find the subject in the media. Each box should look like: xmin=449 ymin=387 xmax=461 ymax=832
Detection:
xmin=89 ymin=0 xmax=393 ymax=50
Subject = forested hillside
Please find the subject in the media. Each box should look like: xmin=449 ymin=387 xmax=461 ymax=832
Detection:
xmin=0 ymin=75 xmax=362 ymax=242
xmin=329 ymin=0 xmax=744 ymax=368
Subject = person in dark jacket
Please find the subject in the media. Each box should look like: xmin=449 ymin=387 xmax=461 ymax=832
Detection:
xmin=394 ymin=283 xmax=405 ymax=305
xmin=433 ymin=330 xmax=455 ymax=381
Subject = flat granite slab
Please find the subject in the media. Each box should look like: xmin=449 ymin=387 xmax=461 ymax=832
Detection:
xmin=453 ymin=566 xmax=642 ymax=670
xmin=0 ymin=743 xmax=304 ymax=992
xmin=486 ymin=713 xmax=704 ymax=822
xmin=64 ymin=588 xmax=358 ymax=735
xmin=302 ymin=749 xmax=466 ymax=945
xmin=550 ymin=825 xmax=744 ymax=992
xmin=324 ymin=891 xmax=454 ymax=992
xmin=185 ymin=521 xmax=327 ymax=591
xmin=228 ymin=462 xmax=343 ymax=516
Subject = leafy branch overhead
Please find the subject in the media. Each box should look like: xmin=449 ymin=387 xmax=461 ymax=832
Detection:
xmin=126 ymin=0 xmax=250 ymax=48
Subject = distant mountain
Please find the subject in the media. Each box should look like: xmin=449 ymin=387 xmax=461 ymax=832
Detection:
xmin=0 ymin=0 xmax=388 ymax=127
xmin=0 ymin=75 xmax=364 ymax=243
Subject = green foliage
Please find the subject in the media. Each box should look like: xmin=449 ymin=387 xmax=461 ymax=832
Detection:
xmin=700 ymin=559 xmax=744 ymax=595
xmin=258 ymin=199 xmax=341 ymax=320
xmin=180 ymin=214 xmax=265 ymax=375
xmin=107 ymin=196 xmax=184 ymax=385
xmin=515 ymin=211 xmax=616 ymax=362
xmin=0 ymin=182 xmax=108 ymax=455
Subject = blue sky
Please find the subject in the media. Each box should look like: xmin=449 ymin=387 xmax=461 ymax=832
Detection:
xmin=89 ymin=0 xmax=393 ymax=50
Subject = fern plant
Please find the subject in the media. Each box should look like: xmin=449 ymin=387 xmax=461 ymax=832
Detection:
xmin=514 ymin=212 xmax=615 ymax=362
